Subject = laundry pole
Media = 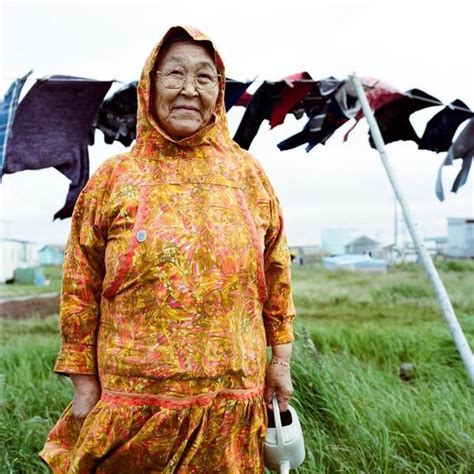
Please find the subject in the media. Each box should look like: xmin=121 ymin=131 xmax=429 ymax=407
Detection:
xmin=350 ymin=73 xmax=474 ymax=386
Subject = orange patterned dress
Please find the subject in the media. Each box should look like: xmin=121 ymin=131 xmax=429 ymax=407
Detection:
xmin=40 ymin=26 xmax=295 ymax=473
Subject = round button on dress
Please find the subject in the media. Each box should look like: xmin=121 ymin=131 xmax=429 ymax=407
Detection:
xmin=136 ymin=230 xmax=147 ymax=242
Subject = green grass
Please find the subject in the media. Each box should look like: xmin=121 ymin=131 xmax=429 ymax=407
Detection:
xmin=1 ymin=262 xmax=473 ymax=473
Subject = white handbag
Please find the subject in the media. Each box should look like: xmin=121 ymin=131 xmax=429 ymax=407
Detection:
xmin=264 ymin=394 xmax=306 ymax=473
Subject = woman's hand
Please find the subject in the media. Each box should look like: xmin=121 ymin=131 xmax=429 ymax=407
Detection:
xmin=70 ymin=374 xmax=101 ymax=429
xmin=264 ymin=362 xmax=294 ymax=412
xmin=264 ymin=342 xmax=294 ymax=412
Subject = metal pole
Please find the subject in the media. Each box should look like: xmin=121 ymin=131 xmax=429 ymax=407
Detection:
xmin=350 ymin=73 xmax=474 ymax=385
xmin=394 ymin=196 xmax=398 ymax=253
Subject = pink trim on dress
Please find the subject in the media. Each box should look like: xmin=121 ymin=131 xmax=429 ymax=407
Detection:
xmin=102 ymin=385 xmax=264 ymax=409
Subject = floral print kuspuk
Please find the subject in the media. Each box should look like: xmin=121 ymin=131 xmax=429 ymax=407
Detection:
xmin=40 ymin=25 xmax=295 ymax=473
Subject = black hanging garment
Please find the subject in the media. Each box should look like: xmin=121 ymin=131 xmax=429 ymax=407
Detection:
xmin=278 ymin=95 xmax=348 ymax=152
xmin=369 ymin=88 xmax=442 ymax=147
xmin=93 ymin=81 xmax=138 ymax=147
xmin=419 ymin=99 xmax=473 ymax=153
xmin=233 ymin=81 xmax=289 ymax=149
xmin=224 ymin=79 xmax=252 ymax=111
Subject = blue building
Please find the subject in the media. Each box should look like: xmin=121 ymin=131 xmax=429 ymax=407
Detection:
xmin=38 ymin=245 xmax=65 ymax=265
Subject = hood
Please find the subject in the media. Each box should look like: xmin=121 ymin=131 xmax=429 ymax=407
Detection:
xmin=130 ymin=25 xmax=232 ymax=157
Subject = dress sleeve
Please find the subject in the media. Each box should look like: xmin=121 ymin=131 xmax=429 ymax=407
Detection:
xmin=54 ymin=166 xmax=110 ymax=376
xmin=262 ymin=194 xmax=296 ymax=346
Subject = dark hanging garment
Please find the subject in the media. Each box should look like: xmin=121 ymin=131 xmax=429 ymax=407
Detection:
xmin=269 ymin=72 xmax=313 ymax=128
xmin=343 ymin=77 xmax=402 ymax=142
xmin=233 ymin=72 xmax=313 ymax=149
xmin=369 ymin=88 xmax=442 ymax=147
xmin=278 ymin=99 xmax=330 ymax=151
xmin=2 ymin=75 xmax=112 ymax=219
xmin=278 ymin=98 xmax=348 ymax=152
xmin=419 ymin=100 xmax=473 ymax=153
xmin=235 ymin=91 xmax=252 ymax=108
xmin=290 ymin=77 xmax=341 ymax=120
xmin=435 ymin=117 xmax=474 ymax=200
xmin=92 ymin=79 xmax=251 ymax=148
xmin=53 ymin=145 xmax=90 ymax=219
xmin=93 ymin=81 xmax=138 ymax=147
xmin=233 ymin=81 xmax=287 ymax=149
xmin=224 ymin=79 xmax=252 ymax=111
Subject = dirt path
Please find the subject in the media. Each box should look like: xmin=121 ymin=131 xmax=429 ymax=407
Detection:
xmin=0 ymin=293 xmax=60 ymax=319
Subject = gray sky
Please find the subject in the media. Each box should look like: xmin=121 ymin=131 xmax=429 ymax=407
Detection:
xmin=1 ymin=0 xmax=473 ymax=246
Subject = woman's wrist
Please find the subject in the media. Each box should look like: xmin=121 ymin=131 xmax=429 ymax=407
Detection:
xmin=270 ymin=342 xmax=293 ymax=364
xmin=268 ymin=357 xmax=291 ymax=369
xmin=71 ymin=374 xmax=100 ymax=393
xmin=269 ymin=342 xmax=293 ymax=368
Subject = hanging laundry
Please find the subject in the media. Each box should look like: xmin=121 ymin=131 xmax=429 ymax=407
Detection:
xmin=269 ymin=72 xmax=313 ymax=128
xmin=290 ymin=76 xmax=341 ymax=120
xmin=93 ymin=81 xmax=138 ymax=147
xmin=224 ymin=79 xmax=252 ymax=111
xmin=368 ymin=88 xmax=442 ymax=148
xmin=343 ymin=77 xmax=403 ymax=141
xmin=278 ymin=97 xmax=348 ymax=152
xmin=233 ymin=72 xmax=313 ymax=149
xmin=0 ymin=70 xmax=32 ymax=173
xmin=2 ymin=75 xmax=112 ymax=219
xmin=278 ymin=99 xmax=329 ymax=150
xmin=235 ymin=90 xmax=252 ymax=107
xmin=419 ymin=100 xmax=473 ymax=153
xmin=334 ymin=81 xmax=360 ymax=118
xmin=233 ymin=81 xmax=286 ymax=149
xmin=53 ymin=145 xmax=90 ymax=219
xmin=91 ymin=79 xmax=252 ymax=148
xmin=435 ymin=117 xmax=474 ymax=201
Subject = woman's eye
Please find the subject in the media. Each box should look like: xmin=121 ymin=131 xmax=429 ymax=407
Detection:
xmin=167 ymin=70 xmax=185 ymax=78
xmin=196 ymin=73 xmax=214 ymax=83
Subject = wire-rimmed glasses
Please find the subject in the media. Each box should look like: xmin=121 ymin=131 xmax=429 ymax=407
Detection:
xmin=156 ymin=70 xmax=220 ymax=90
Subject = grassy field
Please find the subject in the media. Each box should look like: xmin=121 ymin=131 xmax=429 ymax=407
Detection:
xmin=0 ymin=265 xmax=62 ymax=298
xmin=1 ymin=261 xmax=473 ymax=473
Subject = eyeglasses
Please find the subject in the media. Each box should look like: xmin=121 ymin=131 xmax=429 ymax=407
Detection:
xmin=156 ymin=70 xmax=220 ymax=90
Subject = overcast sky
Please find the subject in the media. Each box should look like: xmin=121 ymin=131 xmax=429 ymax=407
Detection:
xmin=1 ymin=0 xmax=473 ymax=247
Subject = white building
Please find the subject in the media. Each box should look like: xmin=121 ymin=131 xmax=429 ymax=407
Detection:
xmin=0 ymin=239 xmax=39 ymax=283
xmin=344 ymin=235 xmax=381 ymax=258
xmin=321 ymin=228 xmax=352 ymax=255
xmin=446 ymin=218 xmax=474 ymax=259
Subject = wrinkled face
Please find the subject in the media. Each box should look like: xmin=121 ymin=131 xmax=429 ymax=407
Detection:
xmin=152 ymin=42 xmax=220 ymax=140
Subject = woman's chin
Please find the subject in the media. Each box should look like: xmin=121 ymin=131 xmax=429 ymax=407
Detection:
xmin=166 ymin=119 xmax=204 ymax=140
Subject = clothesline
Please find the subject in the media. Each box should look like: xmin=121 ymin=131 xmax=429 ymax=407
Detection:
xmin=1 ymin=70 xmax=472 ymax=222
xmin=264 ymin=79 xmax=473 ymax=114
xmin=1 ymin=76 xmax=130 ymax=84
xmin=1 ymin=75 xmax=472 ymax=114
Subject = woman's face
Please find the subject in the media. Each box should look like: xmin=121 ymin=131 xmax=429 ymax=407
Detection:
xmin=152 ymin=42 xmax=220 ymax=140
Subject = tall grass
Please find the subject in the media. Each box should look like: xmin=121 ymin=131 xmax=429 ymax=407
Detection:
xmin=1 ymin=262 xmax=473 ymax=473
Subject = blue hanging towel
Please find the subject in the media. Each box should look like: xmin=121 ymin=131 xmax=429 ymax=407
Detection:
xmin=0 ymin=70 xmax=32 ymax=173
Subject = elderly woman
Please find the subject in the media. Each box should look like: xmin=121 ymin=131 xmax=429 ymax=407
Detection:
xmin=40 ymin=26 xmax=295 ymax=473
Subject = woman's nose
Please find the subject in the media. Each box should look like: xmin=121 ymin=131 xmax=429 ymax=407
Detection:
xmin=180 ymin=75 xmax=199 ymax=96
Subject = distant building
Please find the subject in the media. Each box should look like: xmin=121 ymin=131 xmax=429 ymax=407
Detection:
xmin=424 ymin=236 xmax=448 ymax=257
xmin=322 ymin=254 xmax=388 ymax=273
xmin=38 ymin=245 xmax=65 ymax=265
xmin=0 ymin=239 xmax=39 ymax=283
xmin=288 ymin=245 xmax=323 ymax=265
xmin=344 ymin=235 xmax=381 ymax=258
xmin=321 ymin=228 xmax=352 ymax=255
xmin=446 ymin=218 xmax=474 ymax=258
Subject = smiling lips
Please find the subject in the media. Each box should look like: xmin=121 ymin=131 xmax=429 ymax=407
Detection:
xmin=173 ymin=105 xmax=201 ymax=114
